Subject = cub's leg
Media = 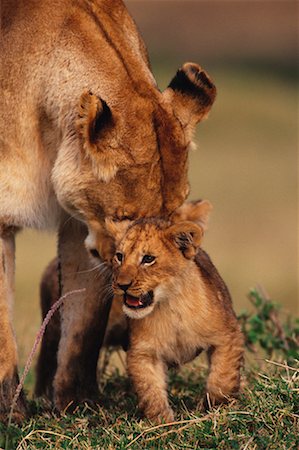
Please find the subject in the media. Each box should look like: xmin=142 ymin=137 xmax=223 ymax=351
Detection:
xmin=205 ymin=331 xmax=244 ymax=408
xmin=127 ymin=351 xmax=174 ymax=424
xmin=0 ymin=228 xmax=27 ymax=422
xmin=35 ymin=258 xmax=61 ymax=399
xmin=53 ymin=218 xmax=112 ymax=411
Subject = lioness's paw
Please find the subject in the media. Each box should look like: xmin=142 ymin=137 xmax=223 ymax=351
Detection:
xmin=0 ymin=373 xmax=28 ymax=424
xmin=54 ymin=382 xmax=100 ymax=413
xmin=54 ymin=395 xmax=100 ymax=414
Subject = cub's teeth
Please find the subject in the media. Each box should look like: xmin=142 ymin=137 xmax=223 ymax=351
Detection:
xmin=125 ymin=294 xmax=142 ymax=307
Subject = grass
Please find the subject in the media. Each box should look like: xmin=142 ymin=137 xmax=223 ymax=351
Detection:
xmin=239 ymin=288 xmax=299 ymax=361
xmin=1 ymin=361 xmax=298 ymax=449
xmin=1 ymin=289 xmax=298 ymax=449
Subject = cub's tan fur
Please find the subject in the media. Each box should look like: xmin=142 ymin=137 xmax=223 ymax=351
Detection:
xmin=107 ymin=201 xmax=244 ymax=423
xmin=38 ymin=202 xmax=243 ymax=423
xmin=0 ymin=0 xmax=216 ymax=419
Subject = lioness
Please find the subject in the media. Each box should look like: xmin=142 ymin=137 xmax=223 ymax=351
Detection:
xmin=37 ymin=201 xmax=244 ymax=423
xmin=0 ymin=0 xmax=216 ymax=419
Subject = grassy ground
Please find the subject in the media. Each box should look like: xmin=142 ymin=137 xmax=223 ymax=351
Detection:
xmin=1 ymin=358 xmax=298 ymax=450
xmin=2 ymin=290 xmax=298 ymax=449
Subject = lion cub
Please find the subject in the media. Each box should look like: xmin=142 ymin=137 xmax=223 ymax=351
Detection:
xmin=106 ymin=201 xmax=244 ymax=423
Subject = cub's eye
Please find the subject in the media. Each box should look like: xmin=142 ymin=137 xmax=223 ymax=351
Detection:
xmin=115 ymin=252 xmax=123 ymax=264
xmin=141 ymin=255 xmax=156 ymax=265
xmin=90 ymin=248 xmax=100 ymax=259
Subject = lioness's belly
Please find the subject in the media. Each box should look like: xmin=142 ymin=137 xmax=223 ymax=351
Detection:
xmin=0 ymin=146 xmax=61 ymax=230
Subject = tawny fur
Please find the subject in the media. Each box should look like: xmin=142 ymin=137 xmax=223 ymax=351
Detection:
xmin=35 ymin=257 xmax=127 ymax=400
xmin=107 ymin=201 xmax=244 ymax=423
xmin=0 ymin=0 xmax=216 ymax=419
xmin=38 ymin=201 xmax=243 ymax=423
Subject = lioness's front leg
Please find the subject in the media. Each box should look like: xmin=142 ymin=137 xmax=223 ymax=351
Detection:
xmin=127 ymin=351 xmax=174 ymax=424
xmin=0 ymin=229 xmax=27 ymax=422
xmin=53 ymin=218 xmax=112 ymax=411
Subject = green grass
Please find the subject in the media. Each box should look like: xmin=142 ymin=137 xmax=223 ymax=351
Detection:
xmin=2 ymin=289 xmax=298 ymax=450
xmin=239 ymin=288 xmax=299 ymax=361
xmin=1 ymin=361 xmax=298 ymax=450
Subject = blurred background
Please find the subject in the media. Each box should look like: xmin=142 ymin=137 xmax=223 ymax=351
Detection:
xmin=15 ymin=0 xmax=297 ymax=372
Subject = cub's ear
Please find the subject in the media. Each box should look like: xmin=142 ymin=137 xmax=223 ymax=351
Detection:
xmin=164 ymin=63 xmax=216 ymax=136
xmin=172 ymin=200 xmax=213 ymax=231
xmin=166 ymin=221 xmax=203 ymax=259
xmin=76 ymin=90 xmax=113 ymax=150
xmin=105 ymin=218 xmax=132 ymax=244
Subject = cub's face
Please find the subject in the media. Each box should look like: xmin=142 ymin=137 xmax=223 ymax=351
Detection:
xmin=109 ymin=218 xmax=203 ymax=319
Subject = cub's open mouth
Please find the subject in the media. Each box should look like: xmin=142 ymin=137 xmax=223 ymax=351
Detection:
xmin=123 ymin=291 xmax=154 ymax=309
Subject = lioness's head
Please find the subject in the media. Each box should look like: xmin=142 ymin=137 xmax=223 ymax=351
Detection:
xmin=52 ymin=63 xmax=216 ymax=251
xmin=106 ymin=200 xmax=212 ymax=319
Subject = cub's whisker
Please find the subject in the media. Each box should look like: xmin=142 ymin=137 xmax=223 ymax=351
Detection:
xmin=66 ymin=262 xmax=109 ymax=275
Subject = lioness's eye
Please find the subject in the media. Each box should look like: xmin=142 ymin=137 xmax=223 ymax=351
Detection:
xmin=141 ymin=255 xmax=156 ymax=265
xmin=115 ymin=252 xmax=123 ymax=264
xmin=90 ymin=248 xmax=100 ymax=259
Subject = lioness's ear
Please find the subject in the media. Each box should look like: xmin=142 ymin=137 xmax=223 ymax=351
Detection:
xmin=105 ymin=218 xmax=131 ymax=243
xmin=165 ymin=63 xmax=216 ymax=136
xmin=166 ymin=221 xmax=203 ymax=259
xmin=76 ymin=91 xmax=112 ymax=149
xmin=172 ymin=200 xmax=213 ymax=231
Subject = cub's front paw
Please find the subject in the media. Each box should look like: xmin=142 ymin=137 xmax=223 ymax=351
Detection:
xmin=147 ymin=407 xmax=174 ymax=424
xmin=202 ymin=391 xmax=233 ymax=411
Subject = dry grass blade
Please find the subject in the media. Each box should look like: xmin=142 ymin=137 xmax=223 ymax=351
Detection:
xmin=265 ymin=359 xmax=298 ymax=372
xmin=126 ymin=415 xmax=213 ymax=448
xmin=5 ymin=288 xmax=86 ymax=450
xmin=143 ymin=417 xmax=212 ymax=443
xmin=16 ymin=429 xmax=72 ymax=450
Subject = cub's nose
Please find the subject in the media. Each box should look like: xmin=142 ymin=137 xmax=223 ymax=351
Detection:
xmin=117 ymin=281 xmax=132 ymax=292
